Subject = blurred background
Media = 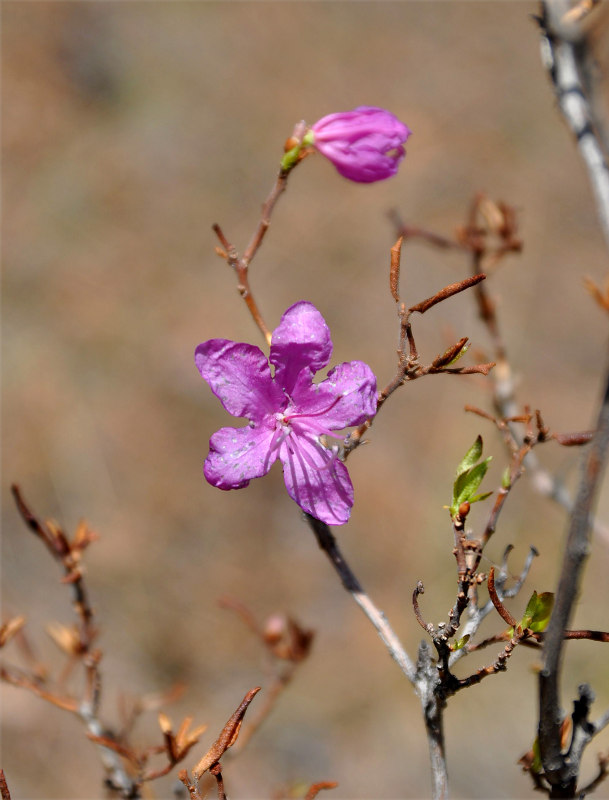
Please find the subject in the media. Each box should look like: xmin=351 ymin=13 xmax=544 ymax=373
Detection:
xmin=3 ymin=2 xmax=609 ymax=798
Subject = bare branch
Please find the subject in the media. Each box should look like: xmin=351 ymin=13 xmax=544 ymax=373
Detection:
xmin=539 ymin=0 xmax=609 ymax=251
xmin=539 ymin=352 xmax=609 ymax=793
xmin=305 ymin=514 xmax=416 ymax=683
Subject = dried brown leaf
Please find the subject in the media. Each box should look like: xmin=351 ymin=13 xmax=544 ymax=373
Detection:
xmin=192 ymin=687 xmax=260 ymax=779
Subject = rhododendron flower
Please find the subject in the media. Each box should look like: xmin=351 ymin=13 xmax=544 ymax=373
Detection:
xmin=309 ymin=106 xmax=411 ymax=183
xmin=195 ymin=302 xmax=377 ymax=526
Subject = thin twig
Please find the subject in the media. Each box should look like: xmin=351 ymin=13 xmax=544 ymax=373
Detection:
xmin=212 ymin=223 xmax=272 ymax=345
xmin=305 ymin=514 xmax=416 ymax=683
xmin=212 ymin=125 xmax=308 ymax=346
xmin=6 ymin=488 xmax=140 ymax=798
xmin=449 ymin=545 xmax=538 ymax=668
xmin=392 ymin=202 xmax=609 ymax=543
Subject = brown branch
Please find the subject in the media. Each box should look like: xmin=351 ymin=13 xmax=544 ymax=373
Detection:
xmin=6 ymin=488 xmax=140 ymax=798
xmin=178 ymin=770 xmax=202 ymax=800
xmin=0 ymin=665 xmax=78 ymax=713
xmin=209 ymin=763 xmax=227 ymax=800
xmin=10 ymin=485 xmax=97 ymax=651
xmin=212 ymin=125 xmax=308 ymax=346
xmin=389 ymin=210 xmax=469 ymax=251
xmin=393 ymin=199 xmax=604 ymax=542
xmin=412 ymin=582 xmax=432 ymax=635
xmin=86 ymin=733 xmax=142 ymax=767
xmin=212 ymin=224 xmax=272 ymax=346
xmin=242 ymin=169 xmax=291 ymax=268
xmin=456 ymin=633 xmax=522 ymax=691
xmin=344 ymin=249 xmax=493 ymax=458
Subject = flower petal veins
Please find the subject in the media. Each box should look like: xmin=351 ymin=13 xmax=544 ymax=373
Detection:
xmin=195 ymin=302 xmax=377 ymax=525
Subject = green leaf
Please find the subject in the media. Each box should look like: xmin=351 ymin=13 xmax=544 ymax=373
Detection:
xmin=449 ymin=437 xmax=494 ymax=517
xmin=531 ymin=736 xmax=542 ymax=774
xmin=453 ymin=457 xmax=492 ymax=508
xmin=501 ymin=466 xmax=511 ymax=489
xmin=469 ymin=490 xmax=493 ymax=504
xmin=455 ymin=436 xmax=483 ymax=479
xmin=520 ymin=592 xmax=537 ymax=630
xmin=529 ymin=592 xmax=554 ymax=633
xmin=520 ymin=591 xmax=554 ymax=633
xmin=451 ymin=634 xmax=470 ymax=651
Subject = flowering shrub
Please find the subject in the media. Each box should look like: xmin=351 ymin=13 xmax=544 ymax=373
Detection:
xmin=195 ymin=301 xmax=377 ymax=525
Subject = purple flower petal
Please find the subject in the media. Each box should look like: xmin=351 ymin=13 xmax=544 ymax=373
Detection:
xmin=320 ymin=142 xmax=405 ymax=183
xmin=311 ymin=106 xmax=411 ymax=183
xmin=290 ymin=360 xmax=378 ymax=430
xmin=204 ymin=424 xmax=277 ymax=489
xmin=195 ymin=301 xmax=377 ymax=524
xmin=270 ymin=302 xmax=333 ymax=395
xmin=195 ymin=339 xmax=286 ymax=422
xmin=279 ymin=434 xmax=354 ymax=525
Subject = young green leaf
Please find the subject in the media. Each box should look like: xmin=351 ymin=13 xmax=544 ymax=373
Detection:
xmin=451 ymin=634 xmax=470 ymax=651
xmin=530 ymin=592 xmax=554 ymax=633
xmin=453 ymin=457 xmax=492 ymax=509
xmin=469 ymin=490 xmax=493 ymax=504
xmin=455 ymin=435 xmax=483 ymax=478
xmin=520 ymin=591 xmax=538 ymax=630
xmin=531 ymin=737 xmax=542 ymax=774
xmin=520 ymin=591 xmax=554 ymax=633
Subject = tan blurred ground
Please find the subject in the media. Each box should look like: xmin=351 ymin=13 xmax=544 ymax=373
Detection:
xmin=3 ymin=2 xmax=609 ymax=798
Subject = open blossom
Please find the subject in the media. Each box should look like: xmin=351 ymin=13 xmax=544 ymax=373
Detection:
xmin=195 ymin=302 xmax=377 ymax=526
xmin=310 ymin=106 xmax=411 ymax=183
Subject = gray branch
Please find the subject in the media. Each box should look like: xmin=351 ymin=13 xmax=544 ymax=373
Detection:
xmin=536 ymin=4 xmax=609 ymax=794
xmin=540 ymin=0 xmax=609 ymax=250
xmin=538 ymin=358 xmax=609 ymax=793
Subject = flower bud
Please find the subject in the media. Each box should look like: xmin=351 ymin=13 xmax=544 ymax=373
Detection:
xmin=310 ymin=106 xmax=411 ymax=183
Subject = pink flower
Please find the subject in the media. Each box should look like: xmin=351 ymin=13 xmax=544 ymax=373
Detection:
xmin=195 ymin=302 xmax=377 ymax=525
xmin=310 ymin=106 xmax=411 ymax=183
